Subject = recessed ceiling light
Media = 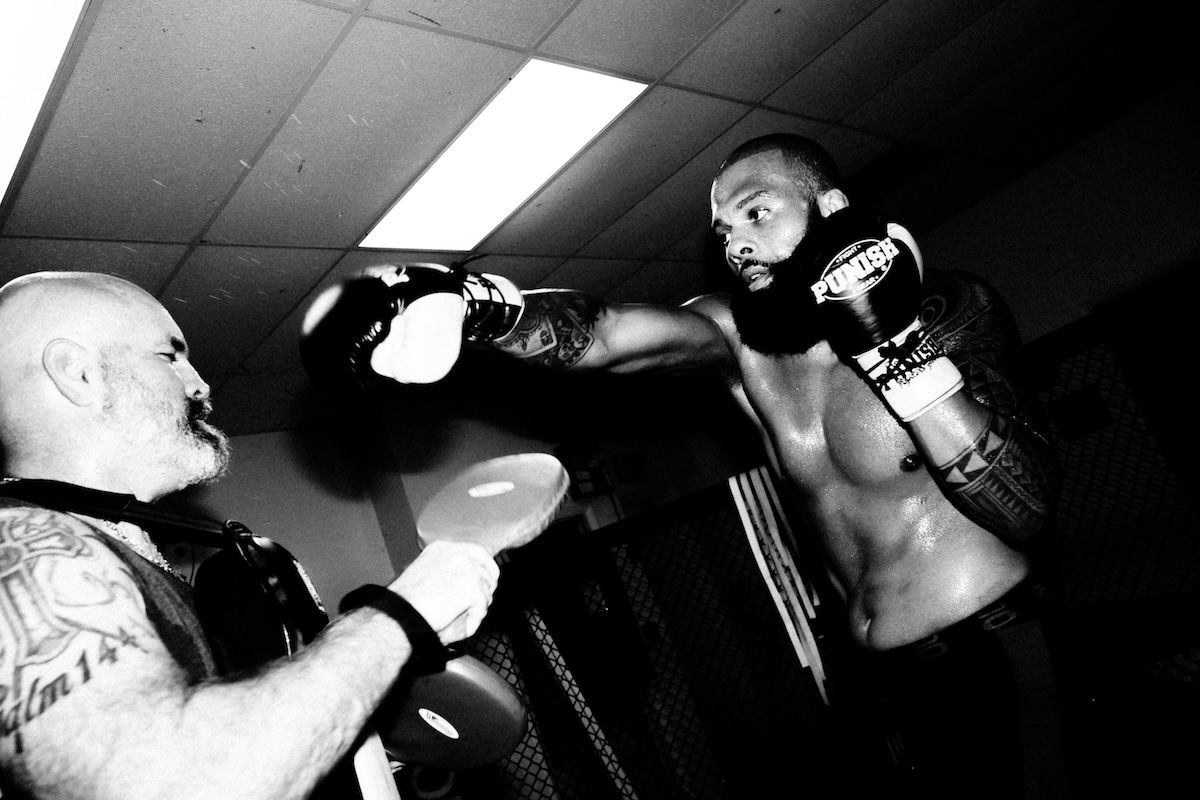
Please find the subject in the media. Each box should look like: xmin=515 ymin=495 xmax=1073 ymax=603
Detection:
xmin=360 ymin=59 xmax=647 ymax=253
xmin=0 ymin=1 xmax=89 ymax=203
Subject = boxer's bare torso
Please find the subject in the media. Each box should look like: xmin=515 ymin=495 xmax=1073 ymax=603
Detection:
xmin=708 ymin=302 xmax=1028 ymax=650
xmin=497 ymin=269 xmax=1042 ymax=651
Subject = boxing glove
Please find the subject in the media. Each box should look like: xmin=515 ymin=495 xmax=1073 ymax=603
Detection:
xmin=796 ymin=207 xmax=963 ymax=422
xmin=300 ymin=263 xmax=466 ymax=388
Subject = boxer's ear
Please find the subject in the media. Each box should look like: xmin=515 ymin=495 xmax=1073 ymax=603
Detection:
xmin=815 ymin=188 xmax=848 ymax=218
xmin=43 ymin=338 xmax=102 ymax=406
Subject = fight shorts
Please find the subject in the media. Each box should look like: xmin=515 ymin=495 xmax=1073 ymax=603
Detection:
xmin=886 ymin=572 xmax=1056 ymax=664
xmin=861 ymin=574 xmax=1068 ymax=799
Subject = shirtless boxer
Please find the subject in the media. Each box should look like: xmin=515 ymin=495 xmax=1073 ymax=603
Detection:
xmin=302 ymin=133 xmax=1065 ymax=797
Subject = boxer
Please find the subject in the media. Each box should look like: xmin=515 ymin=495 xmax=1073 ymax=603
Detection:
xmin=302 ymin=133 xmax=1066 ymax=798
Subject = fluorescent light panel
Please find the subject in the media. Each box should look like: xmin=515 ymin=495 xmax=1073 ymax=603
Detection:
xmin=0 ymin=1 xmax=88 ymax=199
xmin=361 ymin=59 xmax=647 ymax=252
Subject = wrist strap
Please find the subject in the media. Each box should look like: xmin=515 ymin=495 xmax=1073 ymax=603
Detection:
xmin=339 ymin=584 xmax=448 ymax=675
xmin=460 ymin=271 xmax=525 ymax=343
xmin=854 ymin=318 xmax=964 ymax=422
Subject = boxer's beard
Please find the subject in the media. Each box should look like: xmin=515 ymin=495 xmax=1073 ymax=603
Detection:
xmin=729 ymin=231 xmax=826 ymax=356
xmin=729 ymin=202 xmax=831 ymax=356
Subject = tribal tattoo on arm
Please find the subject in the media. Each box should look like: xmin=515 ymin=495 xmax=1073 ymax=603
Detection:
xmin=921 ymin=273 xmax=1061 ymax=547
xmin=932 ymin=409 xmax=1059 ymax=546
xmin=494 ymin=290 xmax=607 ymax=369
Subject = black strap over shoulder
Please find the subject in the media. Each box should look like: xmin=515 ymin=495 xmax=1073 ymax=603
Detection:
xmin=0 ymin=476 xmax=329 ymax=654
xmin=0 ymin=477 xmax=230 ymax=545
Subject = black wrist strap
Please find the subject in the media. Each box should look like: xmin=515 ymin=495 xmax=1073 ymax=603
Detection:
xmin=339 ymin=584 xmax=448 ymax=675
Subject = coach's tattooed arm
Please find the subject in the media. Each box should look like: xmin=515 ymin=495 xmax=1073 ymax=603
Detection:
xmin=0 ymin=505 xmax=460 ymax=800
xmin=0 ymin=507 xmax=168 ymax=795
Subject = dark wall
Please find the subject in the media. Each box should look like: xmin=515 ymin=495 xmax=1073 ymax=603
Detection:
xmin=1028 ymin=258 xmax=1199 ymax=607
xmin=1027 ymin=259 xmax=1199 ymax=795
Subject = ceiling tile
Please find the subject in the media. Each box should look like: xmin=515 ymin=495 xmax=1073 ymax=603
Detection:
xmin=539 ymin=0 xmax=742 ymax=79
xmin=206 ymin=18 xmax=523 ymax=248
xmin=816 ymin=125 xmax=896 ymax=182
xmin=580 ymin=108 xmax=826 ymax=259
xmin=540 ymin=258 xmax=646 ymax=296
xmin=667 ymin=0 xmax=884 ymax=102
xmin=367 ymin=0 xmax=574 ymax=47
xmin=659 ymin=227 xmax=729 ymax=302
xmin=160 ymin=245 xmax=340 ymax=381
xmin=607 ymin=258 xmax=706 ymax=304
xmin=843 ymin=0 xmax=1092 ymax=139
xmin=483 ymin=87 xmax=745 ymax=256
xmin=906 ymin=2 xmax=1182 ymax=168
xmin=242 ymin=248 xmax=466 ymax=374
xmin=766 ymin=0 xmax=1002 ymax=121
xmin=659 ymin=224 xmax=722 ymax=267
xmin=868 ymin=153 xmax=1012 ymax=233
xmin=3 ymin=0 xmax=348 ymax=242
xmin=0 ymin=238 xmax=186 ymax=292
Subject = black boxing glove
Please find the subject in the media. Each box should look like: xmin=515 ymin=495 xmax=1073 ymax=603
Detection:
xmin=797 ymin=207 xmax=963 ymax=422
xmin=300 ymin=263 xmax=466 ymax=388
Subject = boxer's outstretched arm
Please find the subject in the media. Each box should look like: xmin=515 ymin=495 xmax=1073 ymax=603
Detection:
xmin=907 ymin=272 xmax=1060 ymax=548
xmin=298 ymin=267 xmax=732 ymax=390
xmin=490 ymin=289 xmax=732 ymax=374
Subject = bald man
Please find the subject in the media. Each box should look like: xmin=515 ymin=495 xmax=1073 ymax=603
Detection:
xmin=0 ymin=272 xmax=500 ymax=800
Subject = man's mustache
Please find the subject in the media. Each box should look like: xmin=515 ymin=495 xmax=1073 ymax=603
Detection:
xmin=187 ymin=398 xmax=213 ymax=425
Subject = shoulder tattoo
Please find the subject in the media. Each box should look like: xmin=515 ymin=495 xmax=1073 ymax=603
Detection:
xmin=921 ymin=275 xmax=1012 ymax=356
xmin=0 ymin=509 xmax=153 ymax=754
xmin=921 ymin=275 xmax=1034 ymax=423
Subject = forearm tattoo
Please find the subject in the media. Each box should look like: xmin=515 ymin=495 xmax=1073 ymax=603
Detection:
xmin=923 ymin=274 xmax=1061 ymax=544
xmin=0 ymin=509 xmax=151 ymax=754
xmin=934 ymin=410 xmax=1058 ymax=545
xmin=495 ymin=290 xmax=607 ymax=369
